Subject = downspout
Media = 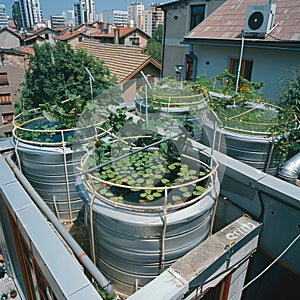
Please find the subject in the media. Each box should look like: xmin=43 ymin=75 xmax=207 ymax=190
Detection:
xmin=4 ymin=152 xmax=115 ymax=297
xmin=189 ymin=44 xmax=198 ymax=82
xmin=160 ymin=7 xmax=167 ymax=78
xmin=278 ymin=152 xmax=300 ymax=185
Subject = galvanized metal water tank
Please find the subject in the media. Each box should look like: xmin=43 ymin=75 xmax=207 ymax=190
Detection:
xmin=13 ymin=140 xmax=86 ymax=221
xmin=135 ymin=81 xmax=208 ymax=141
xmin=12 ymin=114 xmax=108 ymax=222
xmin=79 ymin=141 xmax=219 ymax=295
xmin=201 ymin=105 xmax=279 ymax=175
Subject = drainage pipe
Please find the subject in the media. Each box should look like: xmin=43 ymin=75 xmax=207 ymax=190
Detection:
xmin=278 ymin=152 xmax=300 ymax=185
xmin=4 ymin=151 xmax=115 ymax=296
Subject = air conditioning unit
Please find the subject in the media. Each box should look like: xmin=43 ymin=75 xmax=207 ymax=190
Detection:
xmin=243 ymin=3 xmax=276 ymax=38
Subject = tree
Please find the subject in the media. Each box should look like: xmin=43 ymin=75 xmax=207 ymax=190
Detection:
xmin=142 ymin=25 xmax=163 ymax=63
xmin=142 ymin=40 xmax=162 ymax=63
xmin=16 ymin=42 xmax=116 ymax=113
xmin=152 ymin=24 xmax=163 ymax=44
xmin=12 ymin=1 xmax=22 ymax=31
xmin=276 ymin=68 xmax=300 ymax=161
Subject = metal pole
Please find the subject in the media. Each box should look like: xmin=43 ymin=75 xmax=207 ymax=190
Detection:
xmin=140 ymin=71 xmax=151 ymax=125
xmin=85 ymin=67 xmax=94 ymax=100
xmin=235 ymin=34 xmax=245 ymax=94
xmin=145 ymin=82 xmax=148 ymax=125
xmin=89 ymin=76 xmax=93 ymax=100
xmin=5 ymin=152 xmax=115 ymax=296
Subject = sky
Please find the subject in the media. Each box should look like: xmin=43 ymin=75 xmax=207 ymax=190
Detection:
xmin=1 ymin=0 xmax=164 ymax=18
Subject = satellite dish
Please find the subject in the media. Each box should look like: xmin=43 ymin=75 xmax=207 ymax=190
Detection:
xmin=248 ymin=11 xmax=264 ymax=30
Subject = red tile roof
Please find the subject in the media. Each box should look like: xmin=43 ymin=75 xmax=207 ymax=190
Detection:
xmin=185 ymin=0 xmax=300 ymax=42
xmin=91 ymin=27 xmax=144 ymax=38
xmin=19 ymin=46 xmax=35 ymax=55
xmin=56 ymin=31 xmax=88 ymax=41
xmin=75 ymin=39 xmax=161 ymax=83
xmin=23 ymin=34 xmax=44 ymax=42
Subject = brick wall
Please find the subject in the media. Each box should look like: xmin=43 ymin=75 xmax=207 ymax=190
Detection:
xmin=0 ymin=54 xmax=25 ymax=138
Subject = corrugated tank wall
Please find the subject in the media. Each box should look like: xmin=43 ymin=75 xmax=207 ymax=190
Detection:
xmin=201 ymin=115 xmax=278 ymax=175
xmin=13 ymin=140 xmax=86 ymax=221
xmin=84 ymin=188 xmax=216 ymax=296
xmin=79 ymin=142 xmax=220 ymax=296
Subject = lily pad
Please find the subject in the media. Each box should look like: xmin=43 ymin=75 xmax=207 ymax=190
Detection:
xmin=196 ymin=186 xmax=204 ymax=192
xmin=153 ymin=192 xmax=162 ymax=198
xmin=146 ymin=194 xmax=154 ymax=201
xmin=136 ymin=178 xmax=144 ymax=184
xmin=172 ymin=195 xmax=181 ymax=201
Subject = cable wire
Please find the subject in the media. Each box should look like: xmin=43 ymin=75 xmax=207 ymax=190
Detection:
xmin=228 ymin=233 xmax=300 ymax=300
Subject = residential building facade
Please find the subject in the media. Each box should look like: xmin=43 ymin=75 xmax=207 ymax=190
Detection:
xmin=0 ymin=5 xmax=8 ymax=28
xmin=74 ymin=2 xmax=84 ymax=26
xmin=183 ymin=0 xmax=300 ymax=101
xmin=74 ymin=0 xmax=96 ymax=25
xmin=159 ymin=0 xmax=226 ymax=79
xmin=91 ymin=27 xmax=150 ymax=48
xmin=50 ymin=15 xmax=66 ymax=29
xmin=128 ymin=2 xmax=144 ymax=28
xmin=82 ymin=0 xmax=96 ymax=23
xmin=0 ymin=49 xmax=29 ymax=137
xmin=142 ymin=5 xmax=164 ymax=37
xmin=0 ymin=28 xmax=22 ymax=48
xmin=31 ymin=0 xmax=42 ymax=24
xmin=18 ymin=0 xmax=43 ymax=30
xmin=103 ymin=9 xmax=128 ymax=27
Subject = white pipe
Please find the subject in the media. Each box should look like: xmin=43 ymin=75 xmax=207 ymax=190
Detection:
xmin=235 ymin=34 xmax=244 ymax=95
xmin=5 ymin=152 xmax=115 ymax=296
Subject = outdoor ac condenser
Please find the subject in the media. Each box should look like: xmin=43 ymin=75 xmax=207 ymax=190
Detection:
xmin=243 ymin=3 xmax=276 ymax=38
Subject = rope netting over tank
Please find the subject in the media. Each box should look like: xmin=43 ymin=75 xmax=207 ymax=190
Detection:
xmin=136 ymin=80 xmax=209 ymax=109
xmin=205 ymin=100 xmax=286 ymax=137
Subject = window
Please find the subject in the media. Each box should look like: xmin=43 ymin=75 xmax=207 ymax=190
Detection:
xmin=229 ymin=58 xmax=253 ymax=90
xmin=130 ymin=37 xmax=140 ymax=46
xmin=2 ymin=113 xmax=13 ymax=124
xmin=190 ymin=5 xmax=205 ymax=30
xmin=0 ymin=73 xmax=9 ymax=86
xmin=185 ymin=54 xmax=194 ymax=81
xmin=0 ymin=93 xmax=12 ymax=104
xmin=45 ymin=33 xmax=49 ymax=40
xmin=229 ymin=58 xmax=253 ymax=81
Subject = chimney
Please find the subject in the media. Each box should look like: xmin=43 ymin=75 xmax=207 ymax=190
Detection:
xmin=107 ymin=24 xmax=112 ymax=34
xmin=114 ymin=28 xmax=120 ymax=44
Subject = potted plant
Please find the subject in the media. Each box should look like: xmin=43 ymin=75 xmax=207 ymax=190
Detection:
xmin=1 ymin=293 xmax=7 ymax=300
xmin=9 ymin=290 xmax=17 ymax=299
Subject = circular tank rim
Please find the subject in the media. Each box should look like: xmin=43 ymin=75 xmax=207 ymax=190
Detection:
xmin=80 ymin=143 xmax=219 ymax=213
xmin=86 ymin=184 xmax=217 ymax=226
xmin=202 ymin=116 xmax=279 ymax=142
xmin=135 ymin=95 xmax=208 ymax=114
